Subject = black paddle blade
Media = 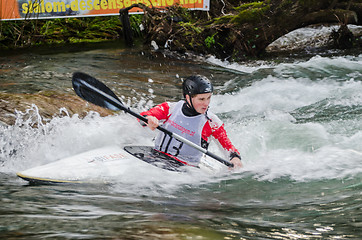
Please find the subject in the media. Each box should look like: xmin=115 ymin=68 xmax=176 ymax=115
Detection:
xmin=72 ymin=72 xmax=122 ymax=111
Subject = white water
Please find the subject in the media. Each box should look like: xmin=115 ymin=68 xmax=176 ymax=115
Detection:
xmin=0 ymin=105 xmax=221 ymax=195
xmin=208 ymin=54 xmax=362 ymax=182
xmin=1 ymin=54 xmax=362 ymax=195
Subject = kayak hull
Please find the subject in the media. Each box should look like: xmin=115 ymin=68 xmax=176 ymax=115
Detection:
xmin=16 ymin=146 xmax=169 ymax=184
xmin=16 ymin=145 xmax=228 ymax=184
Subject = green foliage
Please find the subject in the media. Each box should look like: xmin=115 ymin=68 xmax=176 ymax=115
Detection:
xmin=0 ymin=16 xmax=128 ymax=49
xmin=178 ymin=22 xmax=203 ymax=35
xmin=0 ymin=21 xmax=37 ymax=48
xmin=234 ymin=1 xmax=266 ymax=11
xmin=212 ymin=1 xmax=270 ymax=26
xmin=129 ymin=15 xmax=143 ymax=37
xmin=213 ymin=15 xmax=234 ymax=25
xmin=205 ymin=34 xmax=216 ymax=48
xmin=232 ymin=1 xmax=270 ymax=24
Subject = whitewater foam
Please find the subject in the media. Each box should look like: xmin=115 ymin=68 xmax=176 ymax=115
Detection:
xmin=2 ymin=54 xmax=361 ymax=187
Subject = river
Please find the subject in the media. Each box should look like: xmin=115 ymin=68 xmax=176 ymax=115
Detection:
xmin=0 ymin=39 xmax=361 ymax=239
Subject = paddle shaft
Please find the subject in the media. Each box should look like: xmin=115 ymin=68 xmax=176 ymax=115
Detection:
xmin=79 ymin=79 xmax=234 ymax=167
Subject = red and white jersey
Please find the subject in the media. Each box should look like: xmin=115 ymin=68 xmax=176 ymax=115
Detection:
xmin=141 ymin=100 xmax=240 ymax=163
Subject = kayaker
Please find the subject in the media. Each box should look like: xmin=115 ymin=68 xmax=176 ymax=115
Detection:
xmin=140 ymin=75 xmax=243 ymax=168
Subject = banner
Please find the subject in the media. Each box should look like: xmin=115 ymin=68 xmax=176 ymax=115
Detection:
xmin=0 ymin=0 xmax=209 ymax=20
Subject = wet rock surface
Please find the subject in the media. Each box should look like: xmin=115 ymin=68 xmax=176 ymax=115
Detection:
xmin=0 ymin=91 xmax=114 ymax=126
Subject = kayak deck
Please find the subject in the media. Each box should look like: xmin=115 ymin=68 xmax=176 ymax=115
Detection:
xmin=124 ymin=146 xmax=187 ymax=172
xmin=17 ymin=145 xmax=189 ymax=185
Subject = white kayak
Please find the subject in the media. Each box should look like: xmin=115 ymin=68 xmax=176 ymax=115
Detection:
xmin=16 ymin=145 xmax=227 ymax=184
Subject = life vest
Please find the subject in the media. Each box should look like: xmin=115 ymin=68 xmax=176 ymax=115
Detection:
xmin=154 ymin=100 xmax=207 ymax=164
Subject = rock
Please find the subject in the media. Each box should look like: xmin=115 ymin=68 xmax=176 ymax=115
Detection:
xmin=0 ymin=91 xmax=114 ymax=126
xmin=266 ymin=24 xmax=362 ymax=53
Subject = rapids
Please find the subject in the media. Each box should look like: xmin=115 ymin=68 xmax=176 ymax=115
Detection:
xmin=0 ymin=41 xmax=361 ymax=239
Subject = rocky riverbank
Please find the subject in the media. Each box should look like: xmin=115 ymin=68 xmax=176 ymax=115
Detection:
xmin=2 ymin=1 xmax=362 ymax=58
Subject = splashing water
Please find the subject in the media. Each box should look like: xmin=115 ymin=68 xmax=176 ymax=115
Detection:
xmin=1 ymin=47 xmax=362 ymax=239
xmin=209 ymin=55 xmax=362 ymax=183
xmin=1 ymin=54 xmax=362 ymax=184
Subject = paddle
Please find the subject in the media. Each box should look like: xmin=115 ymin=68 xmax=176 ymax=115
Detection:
xmin=72 ymin=72 xmax=234 ymax=168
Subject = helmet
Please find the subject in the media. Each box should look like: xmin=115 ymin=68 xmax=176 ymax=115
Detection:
xmin=182 ymin=75 xmax=213 ymax=97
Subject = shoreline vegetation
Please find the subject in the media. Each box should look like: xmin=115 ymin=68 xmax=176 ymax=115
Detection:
xmin=1 ymin=0 xmax=362 ymax=60
xmin=0 ymin=15 xmax=141 ymax=48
